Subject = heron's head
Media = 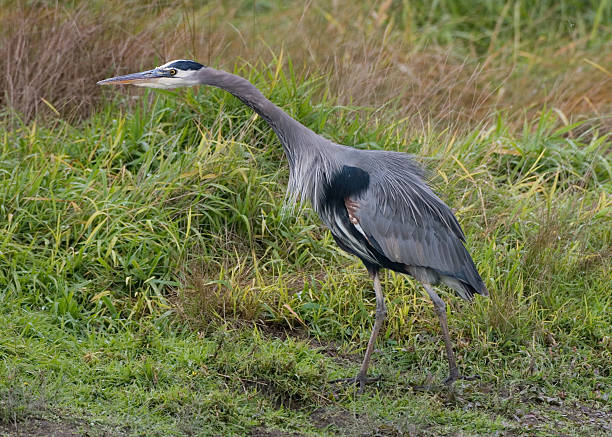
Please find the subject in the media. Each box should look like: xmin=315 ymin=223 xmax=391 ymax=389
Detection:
xmin=97 ymin=60 xmax=205 ymax=89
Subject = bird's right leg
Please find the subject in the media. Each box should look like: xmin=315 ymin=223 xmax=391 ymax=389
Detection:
xmin=331 ymin=268 xmax=386 ymax=393
xmin=423 ymin=284 xmax=460 ymax=385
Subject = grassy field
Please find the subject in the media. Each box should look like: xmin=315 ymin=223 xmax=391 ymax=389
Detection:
xmin=1 ymin=1 xmax=611 ymax=436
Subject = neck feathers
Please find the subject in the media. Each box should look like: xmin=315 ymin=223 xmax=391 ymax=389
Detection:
xmin=202 ymin=68 xmax=282 ymax=126
xmin=200 ymin=68 xmax=336 ymax=207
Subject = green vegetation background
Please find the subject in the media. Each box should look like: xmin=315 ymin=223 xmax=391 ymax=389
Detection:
xmin=1 ymin=1 xmax=610 ymax=435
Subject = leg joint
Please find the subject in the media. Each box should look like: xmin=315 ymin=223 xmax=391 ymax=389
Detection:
xmin=424 ymin=284 xmax=446 ymax=315
xmin=433 ymin=300 xmax=446 ymax=316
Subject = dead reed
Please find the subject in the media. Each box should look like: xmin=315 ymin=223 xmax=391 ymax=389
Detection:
xmin=1 ymin=0 xmax=610 ymax=132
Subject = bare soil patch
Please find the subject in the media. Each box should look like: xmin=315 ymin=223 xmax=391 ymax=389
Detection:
xmin=249 ymin=427 xmax=303 ymax=437
xmin=0 ymin=417 xmax=102 ymax=437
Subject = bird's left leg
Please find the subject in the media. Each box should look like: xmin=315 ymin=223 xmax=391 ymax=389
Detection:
xmin=355 ymin=269 xmax=386 ymax=389
xmin=422 ymin=284 xmax=459 ymax=385
xmin=331 ymin=268 xmax=386 ymax=393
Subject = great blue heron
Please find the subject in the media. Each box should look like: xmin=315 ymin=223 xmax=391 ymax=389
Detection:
xmin=98 ymin=60 xmax=489 ymax=392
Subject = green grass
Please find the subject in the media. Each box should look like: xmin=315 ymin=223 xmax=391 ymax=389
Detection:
xmin=1 ymin=3 xmax=612 ymax=436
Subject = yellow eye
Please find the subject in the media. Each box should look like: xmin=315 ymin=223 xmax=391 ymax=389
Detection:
xmin=169 ymin=69 xmax=177 ymax=76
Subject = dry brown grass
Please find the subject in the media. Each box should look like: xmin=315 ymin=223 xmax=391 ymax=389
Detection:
xmin=174 ymin=245 xmax=262 ymax=332
xmin=3 ymin=4 xmax=146 ymax=121
xmin=2 ymin=0 xmax=611 ymax=130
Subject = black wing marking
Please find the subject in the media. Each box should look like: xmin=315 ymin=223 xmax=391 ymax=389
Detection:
xmin=352 ymin=174 xmax=487 ymax=299
xmin=318 ymin=166 xmax=381 ymax=266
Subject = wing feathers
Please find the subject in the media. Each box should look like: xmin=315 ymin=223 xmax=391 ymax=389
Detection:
xmin=349 ymin=163 xmax=486 ymax=298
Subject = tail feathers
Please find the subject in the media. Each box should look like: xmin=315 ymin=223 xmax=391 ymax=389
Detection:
xmin=442 ymin=275 xmax=488 ymax=301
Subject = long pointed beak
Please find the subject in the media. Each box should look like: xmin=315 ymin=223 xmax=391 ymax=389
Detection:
xmin=97 ymin=69 xmax=164 ymax=86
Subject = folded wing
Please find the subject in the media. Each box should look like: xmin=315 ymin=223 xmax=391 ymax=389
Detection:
xmin=349 ymin=159 xmax=487 ymax=300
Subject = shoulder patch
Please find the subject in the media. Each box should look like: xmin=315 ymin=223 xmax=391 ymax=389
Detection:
xmin=326 ymin=166 xmax=370 ymax=200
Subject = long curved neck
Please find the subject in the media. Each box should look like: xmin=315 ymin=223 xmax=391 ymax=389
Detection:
xmin=198 ymin=67 xmax=339 ymax=207
xmin=200 ymin=68 xmax=317 ymax=167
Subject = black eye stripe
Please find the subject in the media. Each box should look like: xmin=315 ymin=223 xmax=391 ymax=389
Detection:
xmin=165 ymin=60 xmax=204 ymax=71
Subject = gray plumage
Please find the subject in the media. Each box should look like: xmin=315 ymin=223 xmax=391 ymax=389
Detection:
xmin=99 ymin=60 xmax=489 ymax=391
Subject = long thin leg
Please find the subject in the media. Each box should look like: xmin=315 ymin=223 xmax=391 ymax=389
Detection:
xmin=422 ymin=284 xmax=459 ymax=385
xmin=331 ymin=268 xmax=386 ymax=393
xmin=356 ymin=268 xmax=387 ymax=389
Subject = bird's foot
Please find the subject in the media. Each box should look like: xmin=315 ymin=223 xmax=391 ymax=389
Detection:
xmin=444 ymin=372 xmax=480 ymax=386
xmin=330 ymin=372 xmax=381 ymax=394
